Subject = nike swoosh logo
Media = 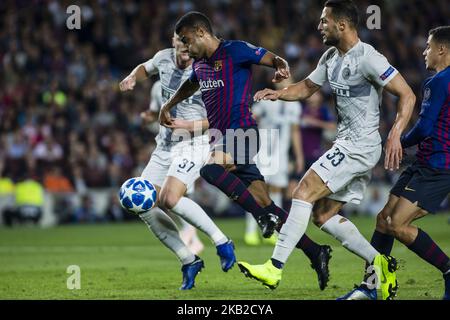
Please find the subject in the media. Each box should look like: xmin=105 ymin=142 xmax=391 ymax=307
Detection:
xmin=320 ymin=163 xmax=329 ymax=171
xmin=404 ymin=186 xmax=415 ymax=192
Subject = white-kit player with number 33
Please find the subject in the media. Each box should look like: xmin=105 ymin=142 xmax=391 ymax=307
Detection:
xmin=120 ymin=32 xmax=236 ymax=290
xmin=237 ymin=0 xmax=416 ymax=300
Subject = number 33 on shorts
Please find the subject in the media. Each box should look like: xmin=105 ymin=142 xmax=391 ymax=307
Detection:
xmin=325 ymin=147 xmax=346 ymax=167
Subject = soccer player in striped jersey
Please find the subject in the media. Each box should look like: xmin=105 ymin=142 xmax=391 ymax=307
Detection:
xmin=159 ymin=11 xmax=333 ymax=291
xmin=340 ymin=25 xmax=450 ymax=300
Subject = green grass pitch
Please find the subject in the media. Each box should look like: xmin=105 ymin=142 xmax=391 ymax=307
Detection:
xmin=0 ymin=214 xmax=449 ymax=300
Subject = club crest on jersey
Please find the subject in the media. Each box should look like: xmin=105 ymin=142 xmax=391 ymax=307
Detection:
xmin=342 ymin=67 xmax=351 ymax=80
xmin=214 ymin=60 xmax=222 ymax=71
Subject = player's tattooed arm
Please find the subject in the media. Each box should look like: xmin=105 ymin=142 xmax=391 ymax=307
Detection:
xmin=159 ymin=79 xmax=200 ymax=126
xmin=259 ymin=51 xmax=291 ymax=83
xmin=254 ymin=78 xmax=320 ymax=102
xmin=119 ymin=64 xmax=148 ymax=91
xmin=383 ymin=73 xmax=416 ymax=170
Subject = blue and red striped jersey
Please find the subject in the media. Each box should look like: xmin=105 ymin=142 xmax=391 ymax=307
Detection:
xmin=403 ymin=66 xmax=450 ymax=169
xmin=189 ymin=40 xmax=267 ymax=135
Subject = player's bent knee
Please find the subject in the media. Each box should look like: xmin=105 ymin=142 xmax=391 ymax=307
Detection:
xmin=387 ymin=223 xmax=407 ymax=241
xmin=291 ymin=173 xmax=326 ymax=203
xmin=159 ymin=192 xmax=181 ymax=210
xmin=292 ymin=183 xmax=314 ymax=202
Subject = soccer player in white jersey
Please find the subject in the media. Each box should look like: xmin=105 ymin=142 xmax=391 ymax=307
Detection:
xmin=238 ymin=0 xmax=416 ymax=300
xmin=244 ymin=79 xmax=307 ymax=246
xmin=119 ymin=33 xmax=236 ymax=290
xmin=145 ymin=80 xmax=205 ymax=255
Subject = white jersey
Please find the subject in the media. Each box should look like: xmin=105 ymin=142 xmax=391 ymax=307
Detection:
xmin=144 ymin=48 xmax=207 ymax=151
xmin=308 ymin=40 xmax=398 ymax=146
xmin=252 ymin=99 xmax=301 ymax=157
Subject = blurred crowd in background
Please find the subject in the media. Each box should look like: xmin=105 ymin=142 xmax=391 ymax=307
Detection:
xmin=0 ymin=0 xmax=449 ymax=225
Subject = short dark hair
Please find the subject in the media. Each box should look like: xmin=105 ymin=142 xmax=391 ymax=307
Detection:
xmin=324 ymin=0 xmax=359 ymax=28
xmin=175 ymin=11 xmax=213 ymax=35
xmin=429 ymin=26 xmax=450 ymax=47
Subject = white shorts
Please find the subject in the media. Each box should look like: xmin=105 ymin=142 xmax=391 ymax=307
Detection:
xmin=141 ymin=136 xmax=210 ymax=194
xmin=310 ymin=141 xmax=382 ymax=204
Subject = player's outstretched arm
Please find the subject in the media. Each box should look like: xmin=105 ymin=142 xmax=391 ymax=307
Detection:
xmin=254 ymin=78 xmax=321 ymax=102
xmin=383 ymin=73 xmax=416 ymax=170
xmin=159 ymin=79 xmax=200 ymax=126
xmin=119 ymin=63 xmax=148 ymax=91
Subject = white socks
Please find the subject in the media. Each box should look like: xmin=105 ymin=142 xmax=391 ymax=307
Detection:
xmin=172 ymin=197 xmax=227 ymax=246
xmin=321 ymin=214 xmax=378 ymax=263
xmin=140 ymin=207 xmax=195 ymax=265
xmin=272 ymin=199 xmax=312 ymax=264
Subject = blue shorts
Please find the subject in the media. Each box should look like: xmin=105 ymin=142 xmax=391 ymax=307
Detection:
xmin=390 ymin=162 xmax=450 ymax=213
xmin=211 ymin=127 xmax=265 ymax=186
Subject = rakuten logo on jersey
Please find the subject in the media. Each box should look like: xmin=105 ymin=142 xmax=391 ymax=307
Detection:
xmin=199 ymin=79 xmax=225 ymax=91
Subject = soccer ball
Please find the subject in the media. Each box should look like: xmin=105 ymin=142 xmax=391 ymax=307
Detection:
xmin=118 ymin=177 xmax=157 ymax=214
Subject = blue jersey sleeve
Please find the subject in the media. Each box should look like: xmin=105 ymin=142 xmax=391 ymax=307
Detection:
xmin=401 ymin=76 xmax=448 ymax=148
xmin=226 ymin=41 xmax=267 ymax=65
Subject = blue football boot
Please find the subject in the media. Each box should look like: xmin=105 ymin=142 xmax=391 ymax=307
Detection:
xmin=180 ymin=256 xmax=204 ymax=290
xmin=216 ymin=240 xmax=236 ymax=272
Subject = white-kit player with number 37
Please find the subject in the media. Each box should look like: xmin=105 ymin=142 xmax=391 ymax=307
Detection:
xmin=119 ymin=32 xmax=236 ymax=290
xmin=238 ymin=0 xmax=416 ymax=300
xmin=147 ymin=80 xmax=206 ymax=255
